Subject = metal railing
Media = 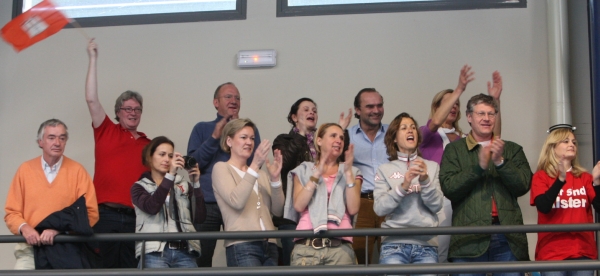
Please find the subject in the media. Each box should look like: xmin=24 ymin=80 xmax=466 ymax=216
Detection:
xmin=0 ymin=223 xmax=598 ymax=275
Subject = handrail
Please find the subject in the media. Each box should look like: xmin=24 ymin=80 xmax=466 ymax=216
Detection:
xmin=0 ymin=223 xmax=597 ymax=243
xmin=0 ymin=223 xmax=597 ymax=275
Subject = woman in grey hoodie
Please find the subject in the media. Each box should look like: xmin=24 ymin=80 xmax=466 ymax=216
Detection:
xmin=373 ymin=113 xmax=444 ymax=273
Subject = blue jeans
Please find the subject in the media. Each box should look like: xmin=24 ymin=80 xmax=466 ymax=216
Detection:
xmin=451 ymin=233 xmax=522 ymax=276
xmin=379 ymin=243 xmax=438 ymax=276
xmin=278 ymin=223 xmax=297 ymax=266
xmin=380 ymin=243 xmax=439 ymax=264
xmin=226 ymin=241 xmax=279 ymax=267
xmin=540 ymin=257 xmax=594 ymax=276
xmin=195 ymin=202 xmax=223 ymax=267
xmin=93 ymin=206 xmax=137 ymax=268
xmin=139 ymin=245 xmax=198 ymax=268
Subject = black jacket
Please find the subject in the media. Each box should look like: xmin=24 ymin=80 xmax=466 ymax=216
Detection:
xmin=34 ymin=195 xmax=96 ymax=269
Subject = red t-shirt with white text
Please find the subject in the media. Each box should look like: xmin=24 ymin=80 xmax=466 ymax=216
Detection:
xmin=530 ymin=170 xmax=597 ymax=261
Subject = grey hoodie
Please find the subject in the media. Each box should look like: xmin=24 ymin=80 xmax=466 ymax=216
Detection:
xmin=373 ymin=157 xmax=443 ymax=247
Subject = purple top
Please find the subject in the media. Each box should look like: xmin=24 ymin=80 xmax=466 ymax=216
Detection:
xmin=419 ymin=119 xmax=461 ymax=165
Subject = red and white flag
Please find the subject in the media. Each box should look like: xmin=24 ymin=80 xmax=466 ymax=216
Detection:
xmin=1 ymin=0 xmax=69 ymax=52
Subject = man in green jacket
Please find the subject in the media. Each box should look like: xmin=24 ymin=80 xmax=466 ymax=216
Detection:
xmin=440 ymin=94 xmax=532 ymax=275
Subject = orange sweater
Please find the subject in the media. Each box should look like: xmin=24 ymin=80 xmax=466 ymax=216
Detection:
xmin=4 ymin=156 xmax=99 ymax=235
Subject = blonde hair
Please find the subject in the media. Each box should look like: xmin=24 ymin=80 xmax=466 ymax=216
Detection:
xmin=536 ymin=128 xmax=585 ymax=178
xmin=314 ymin=123 xmax=344 ymax=164
xmin=429 ymin=89 xmax=463 ymax=136
xmin=220 ymin=118 xmax=256 ymax=153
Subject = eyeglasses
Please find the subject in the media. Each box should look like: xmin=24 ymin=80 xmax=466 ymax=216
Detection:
xmin=120 ymin=107 xmax=143 ymax=114
xmin=472 ymin=111 xmax=497 ymax=118
xmin=221 ymin=94 xmax=241 ymax=101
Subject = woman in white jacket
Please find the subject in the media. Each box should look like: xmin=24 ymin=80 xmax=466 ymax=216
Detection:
xmin=131 ymin=136 xmax=206 ymax=268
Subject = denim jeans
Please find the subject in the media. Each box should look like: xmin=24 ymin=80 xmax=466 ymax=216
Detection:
xmin=138 ymin=245 xmax=198 ymax=268
xmin=540 ymin=257 xmax=594 ymax=276
xmin=195 ymin=202 xmax=224 ymax=267
xmin=379 ymin=243 xmax=438 ymax=276
xmin=225 ymin=241 xmax=279 ymax=267
xmin=93 ymin=207 xmax=137 ymax=268
xmin=451 ymin=233 xmax=523 ymax=276
xmin=380 ymin=243 xmax=439 ymax=264
xmin=278 ymin=223 xmax=297 ymax=266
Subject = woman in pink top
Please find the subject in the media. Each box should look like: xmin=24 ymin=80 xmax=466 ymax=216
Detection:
xmin=419 ymin=65 xmax=503 ymax=264
xmin=284 ymin=123 xmax=363 ymax=266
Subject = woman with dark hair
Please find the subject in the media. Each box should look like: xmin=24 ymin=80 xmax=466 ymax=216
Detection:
xmin=284 ymin=123 xmax=362 ymax=266
xmin=131 ymin=136 xmax=206 ymax=268
xmin=374 ymin=113 xmax=443 ymax=270
xmin=419 ymin=65 xmax=502 ymax=264
xmin=531 ymin=125 xmax=600 ymax=276
xmin=272 ymin=98 xmax=351 ymax=265
xmin=212 ymin=118 xmax=285 ymax=267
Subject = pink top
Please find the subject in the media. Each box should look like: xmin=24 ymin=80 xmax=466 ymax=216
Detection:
xmin=295 ymin=174 xmax=353 ymax=242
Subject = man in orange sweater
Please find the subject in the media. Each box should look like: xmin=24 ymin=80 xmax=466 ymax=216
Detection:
xmin=4 ymin=119 xmax=99 ymax=269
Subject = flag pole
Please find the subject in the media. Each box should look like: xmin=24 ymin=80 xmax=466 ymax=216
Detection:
xmin=69 ymin=19 xmax=90 ymax=40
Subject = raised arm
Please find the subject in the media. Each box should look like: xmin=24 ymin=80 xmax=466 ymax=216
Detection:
xmin=85 ymin=38 xmax=107 ymax=128
xmin=187 ymin=164 xmax=207 ymax=224
xmin=131 ymin=178 xmax=173 ymax=215
xmin=266 ymin=149 xmax=285 ymax=217
xmin=187 ymin=119 xmax=227 ymax=170
xmin=343 ymin=144 xmax=361 ymax=216
xmin=493 ymin=142 xmax=532 ymax=198
xmin=429 ymin=64 xmax=474 ymax=132
xmin=487 ymin=71 xmax=502 ymax=137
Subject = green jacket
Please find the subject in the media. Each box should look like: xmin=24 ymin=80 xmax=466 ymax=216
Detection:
xmin=439 ymin=134 xmax=532 ymax=261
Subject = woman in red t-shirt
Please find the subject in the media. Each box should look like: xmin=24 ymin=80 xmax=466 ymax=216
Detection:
xmin=531 ymin=125 xmax=600 ymax=276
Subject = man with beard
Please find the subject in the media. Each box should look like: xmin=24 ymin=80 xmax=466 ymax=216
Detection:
xmin=187 ymin=82 xmax=261 ymax=267
xmin=347 ymin=88 xmax=388 ymax=264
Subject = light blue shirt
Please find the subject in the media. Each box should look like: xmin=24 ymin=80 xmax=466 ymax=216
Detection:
xmin=348 ymin=123 xmax=389 ymax=192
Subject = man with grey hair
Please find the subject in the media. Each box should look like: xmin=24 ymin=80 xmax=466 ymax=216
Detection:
xmin=5 ymin=119 xmax=99 ymax=269
xmin=439 ymin=93 xmax=531 ymax=273
xmin=85 ymin=39 xmax=150 ymax=268
xmin=187 ymin=82 xmax=261 ymax=267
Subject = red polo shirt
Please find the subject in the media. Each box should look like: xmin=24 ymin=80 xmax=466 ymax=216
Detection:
xmin=93 ymin=115 xmax=150 ymax=208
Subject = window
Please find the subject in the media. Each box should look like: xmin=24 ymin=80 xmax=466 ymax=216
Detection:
xmin=13 ymin=0 xmax=246 ymax=27
xmin=277 ymin=0 xmax=526 ymax=17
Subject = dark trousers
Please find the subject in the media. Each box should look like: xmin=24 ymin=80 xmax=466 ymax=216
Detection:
xmin=92 ymin=207 xmax=137 ymax=268
xmin=196 ymin=202 xmax=224 ymax=267
xmin=278 ymin=223 xmax=297 ymax=266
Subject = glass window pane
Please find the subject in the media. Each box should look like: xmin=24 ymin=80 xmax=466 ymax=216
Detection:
xmin=22 ymin=0 xmax=237 ymax=19
xmin=288 ymin=0 xmax=434 ymax=6
xmin=278 ymin=0 xmax=526 ymax=17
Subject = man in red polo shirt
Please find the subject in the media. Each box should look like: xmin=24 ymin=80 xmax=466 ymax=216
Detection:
xmin=85 ymin=39 xmax=150 ymax=268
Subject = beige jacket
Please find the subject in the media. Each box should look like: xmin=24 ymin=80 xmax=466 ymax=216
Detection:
xmin=212 ymin=162 xmax=284 ymax=247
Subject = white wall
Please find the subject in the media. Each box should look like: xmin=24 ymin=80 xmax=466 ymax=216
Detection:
xmin=0 ymin=0 xmax=553 ymax=269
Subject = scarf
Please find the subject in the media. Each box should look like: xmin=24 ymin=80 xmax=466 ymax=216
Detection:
xmin=437 ymin=127 xmax=461 ymax=149
xmin=294 ymin=127 xmax=317 ymax=159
